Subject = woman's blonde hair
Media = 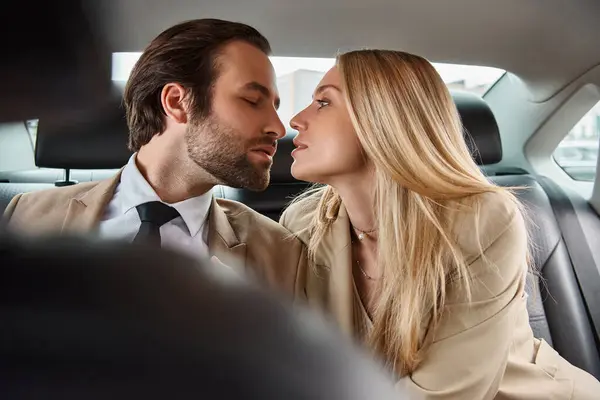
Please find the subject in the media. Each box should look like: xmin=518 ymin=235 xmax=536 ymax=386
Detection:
xmin=294 ymin=50 xmax=527 ymax=376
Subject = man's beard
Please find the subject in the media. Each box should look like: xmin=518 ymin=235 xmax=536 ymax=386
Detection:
xmin=185 ymin=115 xmax=274 ymax=191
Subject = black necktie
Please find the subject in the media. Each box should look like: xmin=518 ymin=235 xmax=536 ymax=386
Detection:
xmin=133 ymin=201 xmax=181 ymax=247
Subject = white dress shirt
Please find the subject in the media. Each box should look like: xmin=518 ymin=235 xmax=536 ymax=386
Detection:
xmin=97 ymin=154 xmax=212 ymax=260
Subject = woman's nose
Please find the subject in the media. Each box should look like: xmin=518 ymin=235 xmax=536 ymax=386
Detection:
xmin=290 ymin=110 xmax=306 ymax=131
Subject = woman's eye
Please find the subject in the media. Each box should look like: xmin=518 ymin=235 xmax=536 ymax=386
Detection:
xmin=316 ymin=99 xmax=330 ymax=109
xmin=245 ymin=98 xmax=260 ymax=107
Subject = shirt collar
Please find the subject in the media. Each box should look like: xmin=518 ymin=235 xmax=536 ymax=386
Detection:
xmin=120 ymin=154 xmax=212 ymax=237
xmin=170 ymin=192 xmax=212 ymax=237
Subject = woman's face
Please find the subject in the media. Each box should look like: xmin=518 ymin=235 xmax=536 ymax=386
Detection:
xmin=289 ymin=66 xmax=366 ymax=184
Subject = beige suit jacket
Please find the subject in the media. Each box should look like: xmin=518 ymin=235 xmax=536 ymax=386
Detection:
xmin=3 ymin=172 xmax=307 ymax=297
xmin=280 ymin=191 xmax=600 ymax=399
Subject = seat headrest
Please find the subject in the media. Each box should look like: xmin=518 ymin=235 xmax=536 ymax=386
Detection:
xmin=35 ymin=84 xmax=132 ymax=169
xmin=452 ymin=91 xmax=502 ymax=166
xmin=34 ymin=89 xmax=501 ymax=171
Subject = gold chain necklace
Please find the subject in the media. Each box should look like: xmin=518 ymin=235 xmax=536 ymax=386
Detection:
xmin=352 ymin=225 xmax=377 ymax=241
xmin=356 ymin=258 xmax=379 ymax=281
xmin=351 ymin=227 xmax=380 ymax=281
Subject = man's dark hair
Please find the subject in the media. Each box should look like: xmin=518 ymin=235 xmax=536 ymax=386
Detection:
xmin=123 ymin=19 xmax=271 ymax=152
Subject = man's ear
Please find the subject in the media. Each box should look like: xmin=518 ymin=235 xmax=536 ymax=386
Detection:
xmin=160 ymin=83 xmax=189 ymax=124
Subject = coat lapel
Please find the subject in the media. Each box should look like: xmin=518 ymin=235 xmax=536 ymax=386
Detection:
xmin=315 ymin=203 xmax=355 ymax=336
xmin=61 ymin=171 xmax=122 ymax=233
xmin=207 ymin=198 xmax=247 ymax=272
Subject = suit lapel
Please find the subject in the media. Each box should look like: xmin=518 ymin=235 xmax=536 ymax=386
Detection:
xmin=316 ymin=203 xmax=355 ymax=336
xmin=61 ymin=171 xmax=122 ymax=233
xmin=207 ymin=198 xmax=247 ymax=271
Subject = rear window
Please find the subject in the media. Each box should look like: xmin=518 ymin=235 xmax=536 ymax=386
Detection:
xmin=19 ymin=55 xmax=504 ymax=173
xmin=112 ymin=53 xmax=505 ymax=124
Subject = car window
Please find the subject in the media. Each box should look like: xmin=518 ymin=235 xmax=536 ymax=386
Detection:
xmin=553 ymin=101 xmax=600 ymax=182
xmin=25 ymin=119 xmax=38 ymax=149
xmin=18 ymin=54 xmax=505 ymax=174
xmin=111 ymin=53 xmax=505 ymax=125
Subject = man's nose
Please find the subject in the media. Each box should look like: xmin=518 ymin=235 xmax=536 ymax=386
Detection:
xmin=266 ymin=113 xmax=286 ymax=139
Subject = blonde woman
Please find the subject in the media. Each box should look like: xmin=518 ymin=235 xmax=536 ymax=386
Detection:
xmin=280 ymin=50 xmax=600 ymax=399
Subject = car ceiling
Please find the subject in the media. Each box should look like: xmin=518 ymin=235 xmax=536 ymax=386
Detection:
xmin=88 ymin=0 xmax=600 ymax=101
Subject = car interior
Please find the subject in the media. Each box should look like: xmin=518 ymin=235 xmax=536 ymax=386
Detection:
xmin=1 ymin=0 xmax=600 ymax=386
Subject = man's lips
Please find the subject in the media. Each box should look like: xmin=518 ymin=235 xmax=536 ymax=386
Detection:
xmin=250 ymin=144 xmax=277 ymax=157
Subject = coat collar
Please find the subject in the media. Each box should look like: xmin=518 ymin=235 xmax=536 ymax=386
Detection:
xmin=207 ymin=197 xmax=247 ymax=270
xmin=60 ymin=173 xmax=247 ymax=270
xmin=314 ymin=202 xmax=355 ymax=336
xmin=61 ymin=170 xmax=122 ymax=233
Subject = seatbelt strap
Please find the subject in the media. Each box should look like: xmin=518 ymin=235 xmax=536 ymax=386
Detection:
xmin=536 ymin=176 xmax=600 ymax=343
